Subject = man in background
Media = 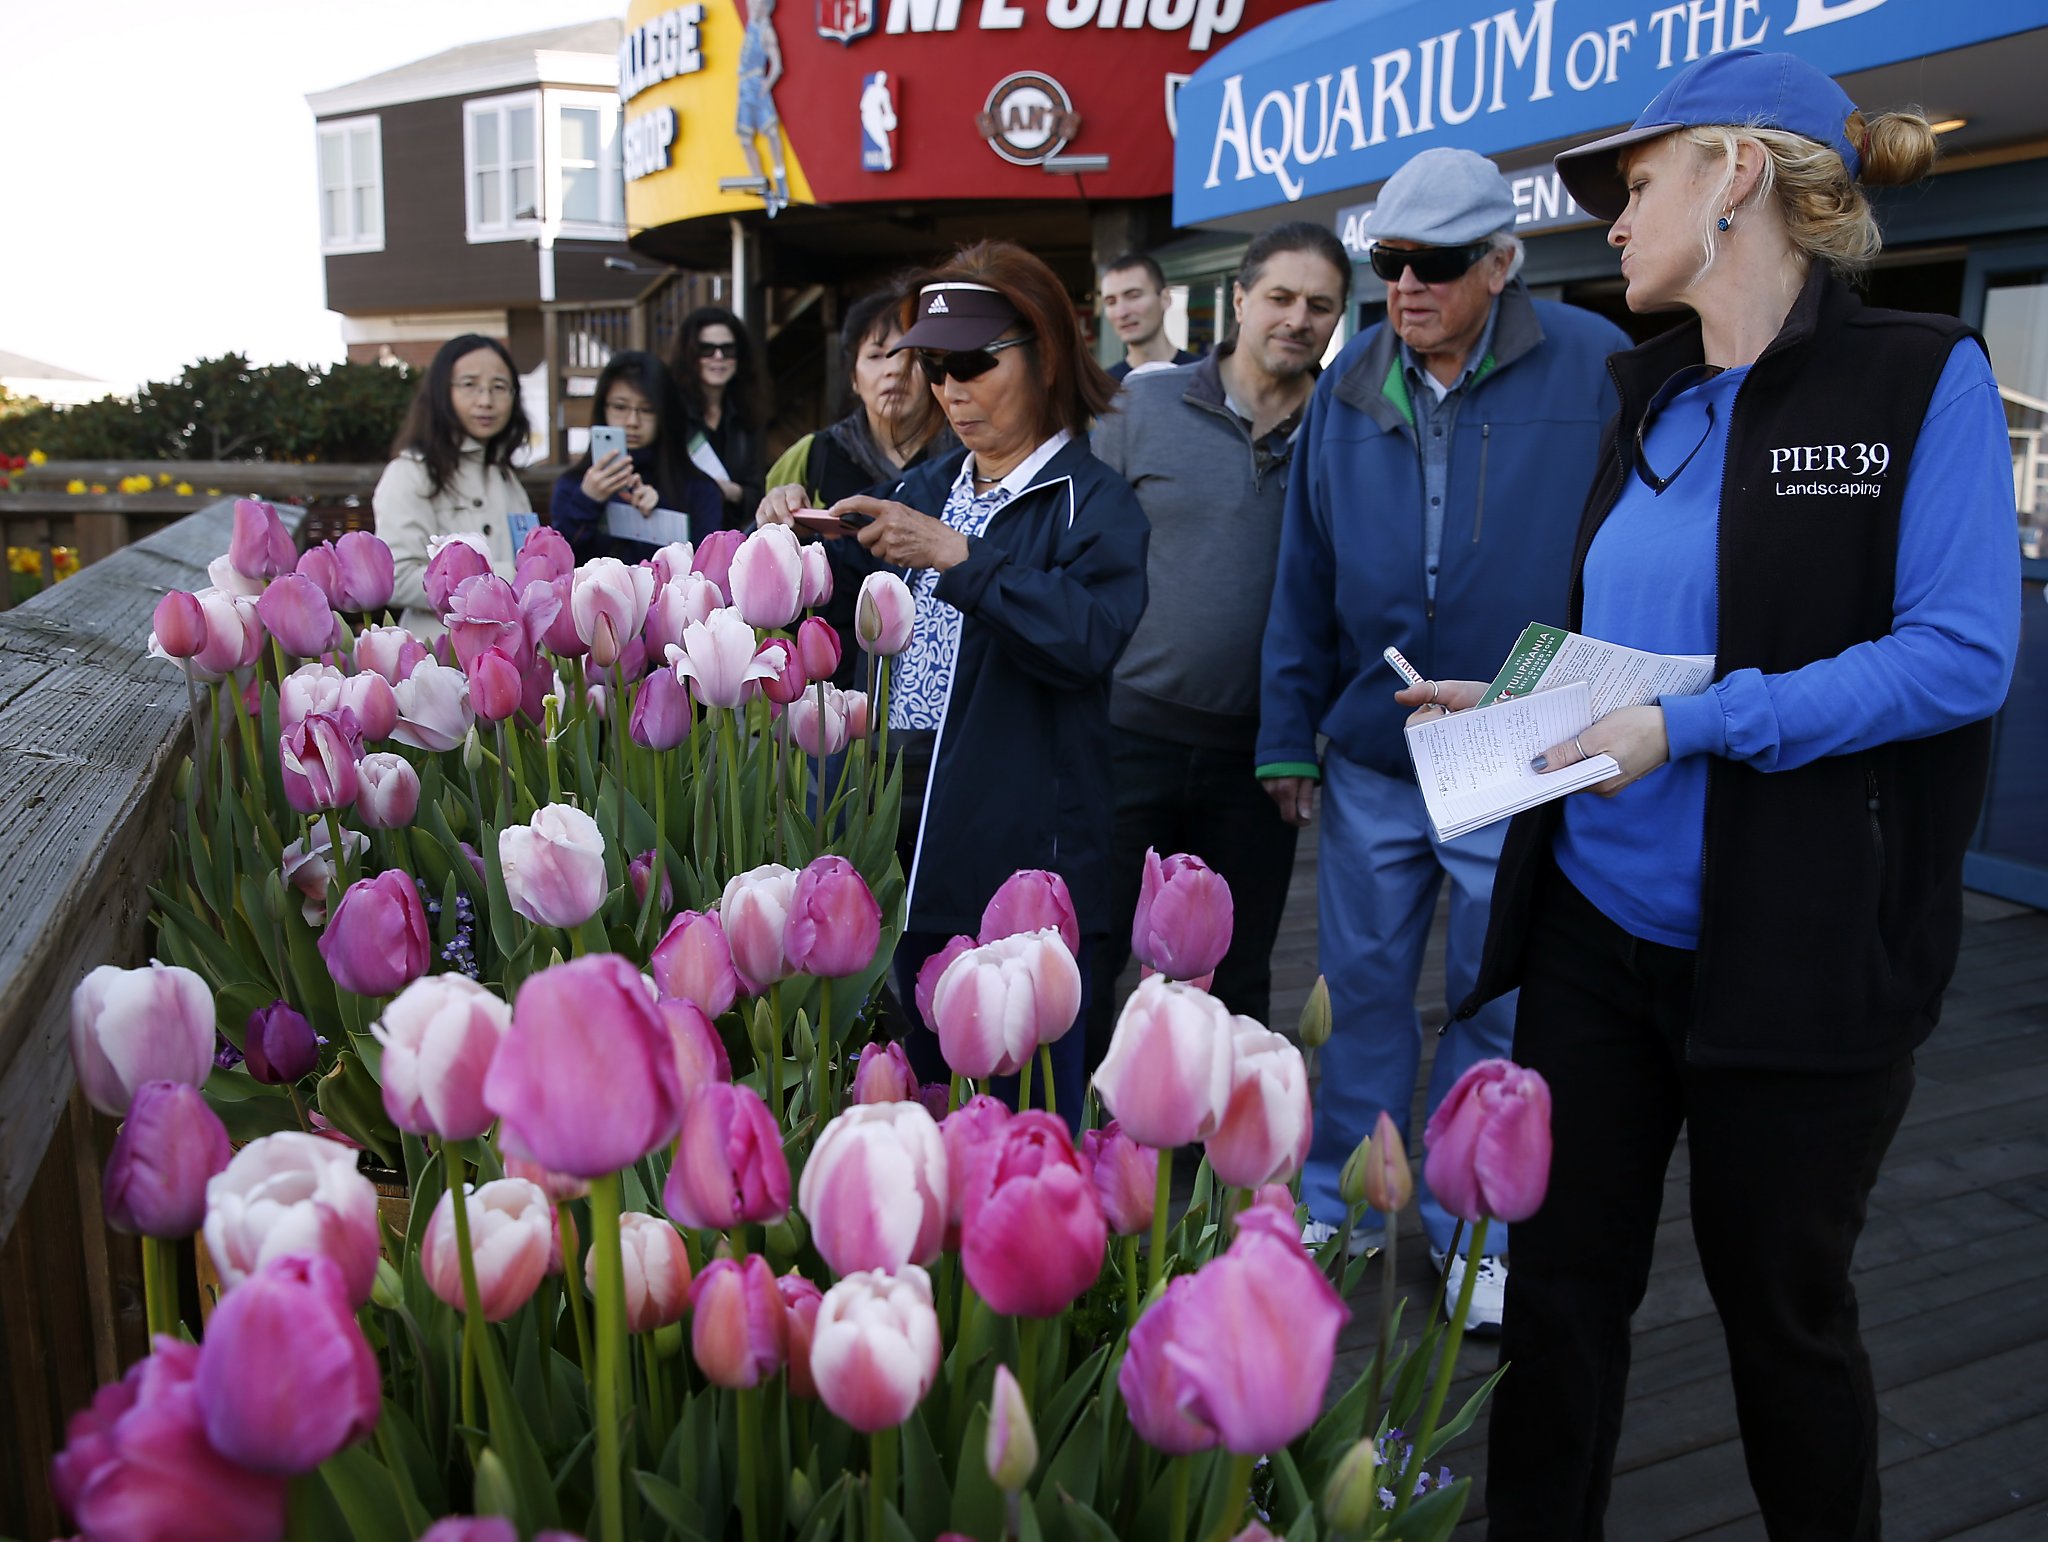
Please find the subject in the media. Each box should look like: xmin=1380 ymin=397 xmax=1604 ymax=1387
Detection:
xmin=1102 ymin=252 xmax=1201 ymax=381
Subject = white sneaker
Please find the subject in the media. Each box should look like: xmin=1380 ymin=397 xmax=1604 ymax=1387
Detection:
xmin=1431 ymin=1248 xmax=1506 ymax=1335
xmin=1302 ymin=1220 xmax=1385 ymax=1258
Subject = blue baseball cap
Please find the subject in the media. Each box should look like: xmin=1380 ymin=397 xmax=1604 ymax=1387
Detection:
xmin=1555 ymin=49 xmax=1862 ymax=220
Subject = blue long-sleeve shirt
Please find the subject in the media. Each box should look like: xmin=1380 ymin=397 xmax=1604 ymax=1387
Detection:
xmin=1557 ymin=339 xmax=2021 ymax=947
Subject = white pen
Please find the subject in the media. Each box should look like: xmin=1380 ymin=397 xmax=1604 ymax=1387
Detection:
xmin=1381 ymin=645 xmax=1426 ymax=687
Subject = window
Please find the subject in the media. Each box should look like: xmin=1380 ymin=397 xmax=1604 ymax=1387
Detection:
xmin=316 ymin=116 xmax=383 ymax=254
xmin=550 ymin=91 xmax=625 ymax=238
xmin=466 ymin=93 xmax=541 ymax=240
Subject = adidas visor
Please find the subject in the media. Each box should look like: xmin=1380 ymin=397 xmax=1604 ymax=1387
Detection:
xmin=891 ymin=282 xmax=1024 ymax=353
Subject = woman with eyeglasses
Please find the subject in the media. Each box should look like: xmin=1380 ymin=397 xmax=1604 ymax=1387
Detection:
xmin=550 ymin=349 xmax=723 ymax=564
xmin=757 ymin=240 xmax=1147 ymax=1120
xmin=1410 ymin=52 xmax=2019 ymax=1539
xmin=375 ymin=332 xmax=533 ymax=638
xmin=670 ymin=305 xmax=765 ymax=528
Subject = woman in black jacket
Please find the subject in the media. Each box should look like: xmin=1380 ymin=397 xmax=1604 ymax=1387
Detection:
xmin=670 ymin=306 xmax=766 ymax=529
xmin=549 ymin=350 xmax=721 ymax=563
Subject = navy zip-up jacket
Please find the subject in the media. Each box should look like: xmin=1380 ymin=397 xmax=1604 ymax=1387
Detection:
xmin=830 ymin=437 xmax=1151 ymax=936
xmin=1257 ymin=282 xmax=1628 ymax=781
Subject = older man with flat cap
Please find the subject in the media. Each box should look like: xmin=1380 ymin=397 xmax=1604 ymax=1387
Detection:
xmin=1259 ymin=146 xmax=1629 ymax=1328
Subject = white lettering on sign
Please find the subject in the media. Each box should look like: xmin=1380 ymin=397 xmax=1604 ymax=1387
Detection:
xmin=1785 ymin=0 xmax=1888 ymax=35
xmin=623 ymin=107 xmax=679 ymax=181
xmin=886 ymin=0 xmax=1243 ymax=48
xmin=1770 ymin=442 xmax=1892 ymax=475
xmin=619 ymin=5 xmax=704 ymax=104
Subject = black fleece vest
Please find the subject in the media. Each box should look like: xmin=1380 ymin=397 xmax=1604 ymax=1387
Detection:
xmin=1468 ymin=270 xmax=1992 ymax=1071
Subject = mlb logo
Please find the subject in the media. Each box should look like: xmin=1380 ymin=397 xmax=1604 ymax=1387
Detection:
xmin=860 ymin=71 xmax=896 ymax=172
xmin=817 ymin=0 xmax=874 ymax=44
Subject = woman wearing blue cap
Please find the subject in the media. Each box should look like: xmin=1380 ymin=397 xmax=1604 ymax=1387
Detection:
xmin=1411 ymin=49 xmax=2021 ymax=1538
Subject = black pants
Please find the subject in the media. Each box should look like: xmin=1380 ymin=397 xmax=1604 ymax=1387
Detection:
xmin=1084 ymin=727 xmax=1300 ymax=1067
xmin=1486 ymin=864 xmax=1913 ymax=1542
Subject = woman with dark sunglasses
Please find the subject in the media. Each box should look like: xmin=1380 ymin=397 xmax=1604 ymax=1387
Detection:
xmin=669 ymin=305 xmax=765 ymax=527
xmin=757 ymin=240 xmax=1147 ymax=1122
xmin=1410 ymin=52 xmax=2019 ymax=1539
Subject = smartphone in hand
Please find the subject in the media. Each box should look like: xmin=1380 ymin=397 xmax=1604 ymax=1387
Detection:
xmin=589 ymin=425 xmax=628 ymax=466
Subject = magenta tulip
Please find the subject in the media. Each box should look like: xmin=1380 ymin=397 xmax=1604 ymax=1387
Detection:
xmin=810 ymin=1266 xmax=942 ymax=1432
xmin=796 ymin=617 xmax=841 ymax=683
xmin=960 ymin=1111 xmax=1106 ymax=1317
xmin=296 ymin=542 xmax=343 ymax=610
xmin=979 ymin=868 xmax=1081 ymax=956
xmin=279 ymin=710 xmax=361 ymax=813
xmin=514 ymin=525 xmax=576 ymax=591
xmin=1132 ymin=849 xmax=1235 ymax=982
xmin=689 ymin=1254 xmax=787 ymax=1389
xmin=799 ymin=1102 xmax=949 ymax=1275
xmin=373 ymin=974 xmax=511 ymax=1140
xmin=669 ymin=607 xmax=780 ymax=709
xmin=753 ymin=636 xmax=804 ymax=706
xmin=354 ymin=623 xmax=426 ymax=684
xmin=338 ymin=669 xmax=399 ymax=740
xmin=914 ymin=934 xmax=976 ymax=1032
xmin=1204 ymin=1018 xmax=1313 ymax=1189
xmin=445 ymin=573 xmax=525 ymax=669
xmin=572 ymin=557 xmax=656 ymax=668
xmin=421 ymin=1178 xmax=554 ymax=1320
xmin=665 ymin=1083 xmax=790 ymax=1229
xmin=629 ymin=663 xmax=693 ymax=750
xmin=855 ymin=571 xmax=914 ymax=655
xmin=467 ymin=645 xmax=522 ymax=723
xmin=728 ymin=523 xmax=805 ymax=629
xmin=229 ymin=498 xmax=295 ymax=582
xmin=1079 ymin=1121 xmax=1158 ymax=1237
xmin=356 ymin=752 xmax=421 ymax=830
xmin=488 ymin=955 xmax=685 ymax=1177
xmin=103 ymin=1081 xmax=233 ymax=1238
xmin=1092 ymin=976 xmax=1236 ymax=1149
xmin=650 ymin=908 xmax=742 ymax=1017
xmin=602 ymin=1211 xmax=693 ymax=1332
xmin=151 ymin=591 xmax=207 ymax=658
xmin=784 ymin=855 xmax=881 ymax=979
xmin=1423 ymin=1057 xmax=1554 ymax=1224
xmin=390 ymin=656 xmax=474 ymax=752
xmin=203 ymin=1131 xmax=382 ymax=1304
xmin=243 ymin=1000 xmax=319 ymax=1085
xmin=196 ymin=1253 xmax=380 ymax=1474
xmin=257 ymin=572 xmax=338 ymax=657
xmin=929 ymin=931 xmax=1082 ymax=1080
xmin=53 ymin=1336 xmax=290 ymax=1542
xmin=720 ymin=863 xmax=799 ymax=993
xmin=499 ymin=803 xmax=608 ymax=929
xmin=424 ymin=535 xmax=492 ymax=613
xmin=940 ymin=1094 xmax=1010 ymax=1249
xmin=319 ymin=870 xmax=430 ymax=997
xmin=1118 ymin=1275 xmax=1217 ymax=1454
xmin=331 ymin=530 xmax=396 ymax=611
xmin=421 ymin=1521 xmax=516 ymax=1542
xmin=851 ymin=1040 xmax=917 ymax=1105
xmin=534 ymin=571 xmax=584 ymax=658
xmin=69 ymin=961 xmax=214 ymax=1117
xmin=692 ymin=527 xmax=744 ymax=601
xmin=779 ymin=1272 xmax=824 ymax=1399
xmin=800 ymin=541 xmax=834 ymax=610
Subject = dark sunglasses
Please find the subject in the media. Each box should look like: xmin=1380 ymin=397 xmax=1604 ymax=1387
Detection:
xmin=1368 ymin=239 xmax=1495 ymax=285
xmin=696 ymin=340 xmax=739 ymax=359
xmin=915 ymin=334 xmax=1035 ymax=385
xmin=1633 ymin=364 xmax=1726 ymax=495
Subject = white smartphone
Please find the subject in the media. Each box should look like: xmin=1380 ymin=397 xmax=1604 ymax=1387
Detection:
xmin=589 ymin=425 xmax=628 ymax=466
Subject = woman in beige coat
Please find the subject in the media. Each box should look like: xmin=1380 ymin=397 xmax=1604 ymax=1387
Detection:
xmin=373 ymin=333 xmax=532 ymax=637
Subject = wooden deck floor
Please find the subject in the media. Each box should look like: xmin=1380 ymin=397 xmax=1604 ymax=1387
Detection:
xmin=1261 ymin=838 xmax=2047 ymax=1538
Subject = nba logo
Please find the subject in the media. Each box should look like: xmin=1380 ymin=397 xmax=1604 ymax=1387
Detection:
xmin=817 ymin=0 xmax=873 ymax=43
xmin=859 ymin=71 xmax=896 ymax=172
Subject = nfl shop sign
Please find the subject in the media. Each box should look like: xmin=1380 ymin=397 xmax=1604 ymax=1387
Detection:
xmin=620 ymin=0 xmax=1315 ymax=227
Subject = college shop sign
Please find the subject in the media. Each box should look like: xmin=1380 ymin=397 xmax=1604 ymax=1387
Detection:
xmin=1172 ymin=0 xmax=2044 ymax=224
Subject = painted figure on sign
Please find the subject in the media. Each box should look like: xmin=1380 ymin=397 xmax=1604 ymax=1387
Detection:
xmin=736 ymin=0 xmax=791 ymax=215
xmin=860 ymin=70 xmax=897 ymax=171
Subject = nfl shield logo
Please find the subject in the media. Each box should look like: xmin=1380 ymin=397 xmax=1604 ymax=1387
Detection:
xmin=817 ymin=0 xmax=873 ymax=43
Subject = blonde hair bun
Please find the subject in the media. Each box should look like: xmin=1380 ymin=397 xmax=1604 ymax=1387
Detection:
xmin=1855 ymin=109 xmax=1940 ymax=187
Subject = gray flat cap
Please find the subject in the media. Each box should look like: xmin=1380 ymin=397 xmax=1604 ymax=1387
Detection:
xmin=1371 ymin=147 xmax=1517 ymax=245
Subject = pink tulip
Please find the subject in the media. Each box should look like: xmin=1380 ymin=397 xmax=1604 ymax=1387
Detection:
xmin=372 ymin=974 xmax=511 ymax=1140
xmin=296 ymin=542 xmax=343 ymax=610
xmin=518 ymin=656 xmax=556 ymax=725
xmin=257 ymin=573 xmax=338 ymax=658
xmin=601 ymin=1211 xmax=693 ymax=1332
xmin=279 ymin=710 xmax=361 ymax=813
xmin=1092 ymin=976 xmax=1236 ymax=1149
xmin=572 ymin=557 xmax=656 ymax=668
xmin=657 ymin=997 xmax=731 ymax=1098
xmin=445 ymin=573 xmax=525 ymax=669
xmin=514 ymin=525 xmax=576 ymax=591
xmin=196 ymin=1253 xmax=380 ymax=1474
xmin=851 ymin=1040 xmax=917 ymax=1105
xmin=669 ymin=607 xmax=780 ymax=709
xmin=617 ymin=633 xmax=650 ymax=680
xmin=278 ymin=826 xmax=366 ymax=925
xmin=53 ymin=1336 xmax=290 ymax=1542
xmin=1423 ymin=1058 xmax=1554 ymax=1224
xmin=505 ymin=1155 xmax=589 ymax=1203
xmin=665 ymin=1083 xmax=790 ymax=1230
xmin=421 ymin=1521 xmax=515 ymax=1542
xmin=319 ymin=870 xmax=430 ymax=997
xmin=243 ymin=1000 xmax=319 ymax=1085
xmin=800 ymin=542 xmax=834 ymax=611
xmin=645 ymin=570 xmax=723 ymax=655
xmin=650 ymin=908 xmax=742 ymax=1017
xmin=788 ymin=625 xmax=838 ymax=693
xmin=203 ymin=1131 xmax=381 ymax=1304
xmin=209 ymin=548 xmax=267 ymax=599
xmin=338 ymin=669 xmax=399 ymax=740
xmin=960 ymin=1111 xmax=1106 ymax=1317
xmin=536 ymin=572 xmax=586 ymax=657
xmin=940 ymin=1093 xmax=1011 ymax=1248
xmin=332 ymin=530 xmax=396 ymax=611
xmin=778 ymin=1272 xmax=824 ymax=1399
xmin=103 ymin=1081 xmax=233 ymax=1238
xmin=929 ymin=931 xmax=1082 ymax=1080
xmin=692 ymin=527 xmax=744 ymax=600
xmin=689 ymin=1254 xmax=786 ymax=1389
xmin=499 ymin=803 xmax=608 ymax=929
xmin=979 ymin=869 xmax=1081 ymax=956
xmin=586 ymin=681 xmax=609 ymax=718
xmin=784 ymin=855 xmax=881 ymax=978
xmin=631 ymin=849 xmax=676 ymax=917
xmin=181 ymin=586 xmax=264 ymax=681
xmin=787 ymin=682 xmax=854 ymax=757
xmin=1133 ymin=850 xmax=1235 ymax=983
xmin=356 ymin=752 xmax=421 ymax=829
xmin=69 ymin=961 xmax=214 ymax=1117
xmin=648 ymin=540 xmax=695 ymax=588
xmin=845 ymin=689 xmax=872 ymax=742
xmin=354 ymin=623 xmax=426 ymax=684
xmin=467 ymin=645 xmax=522 ymax=723
xmin=1205 ymin=1018 xmax=1313 ymax=1189
xmin=810 ymin=1266 xmax=942 ymax=1432
xmin=1118 ymin=1274 xmax=1217 ymax=1453
xmin=1230 ymin=1184 xmax=1304 ymax=1249
xmin=152 ymin=591 xmax=207 ymax=658
xmin=488 ymin=955 xmax=686 ymax=1177
xmin=799 ymin=1102 xmax=949 ymax=1275
xmin=422 ymin=1177 xmax=553 ymax=1320
xmin=230 ymin=498 xmax=296 ymax=581
xmin=914 ymin=935 xmax=976 ymax=1032
xmin=728 ymin=524 xmax=805 ymax=629
xmin=855 ymin=571 xmax=914 ymax=655
xmin=629 ymin=663 xmax=693 ymax=750
xmin=391 ymin=656 xmax=475 ymax=752
xmin=424 ymin=535 xmax=493 ymax=613
xmin=278 ymin=662 xmax=344 ymax=729
xmin=1079 ymin=1121 xmax=1158 ymax=1237
xmin=720 ymin=863 xmax=799 ymax=994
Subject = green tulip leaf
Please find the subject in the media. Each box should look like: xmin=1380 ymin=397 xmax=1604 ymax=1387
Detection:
xmin=1420 ymin=1363 xmax=1507 ymax=1461
xmin=1268 ymin=1447 xmax=1311 ymax=1525
xmin=900 ymin=1407 xmax=952 ymax=1539
xmin=636 ymin=1469 xmax=712 ymax=1541
xmin=1384 ymin=1476 xmax=1470 ymax=1541
xmin=948 ymin=1403 xmax=1006 ymax=1540
xmin=792 ymin=1474 xmax=850 ymax=1542
xmin=315 ymin=1050 xmax=399 ymax=1168
xmin=1032 ymin=1404 xmax=1103 ymax=1536
xmin=317 ymin=1442 xmax=418 ymax=1542
xmin=1038 ymin=1343 xmax=1111 ymax=1459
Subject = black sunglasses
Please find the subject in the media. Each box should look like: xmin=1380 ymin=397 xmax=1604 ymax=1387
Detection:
xmin=1633 ymin=364 xmax=1726 ymax=495
xmin=1368 ymin=239 xmax=1495 ymax=285
xmin=915 ymin=334 xmax=1035 ymax=385
xmin=696 ymin=340 xmax=739 ymax=359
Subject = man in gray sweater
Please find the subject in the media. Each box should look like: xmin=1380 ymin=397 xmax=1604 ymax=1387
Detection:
xmin=1085 ymin=221 xmax=1351 ymax=1064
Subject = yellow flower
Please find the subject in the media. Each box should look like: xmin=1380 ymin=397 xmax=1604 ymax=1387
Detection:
xmin=65 ymin=478 xmax=86 ymax=494
xmin=176 ymin=481 xmax=195 ymax=495
xmin=27 ymin=449 xmax=47 ymax=466
xmin=206 ymin=487 xmax=221 ymax=495
xmin=118 ymin=474 xmax=148 ymax=494
xmin=53 ymin=547 xmax=78 ymax=578
xmin=6 ymin=547 xmax=38 ymax=574
xmin=90 ymin=483 xmax=108 ymax=494
xmin=156 ymin=472 xmax=172 ymax=486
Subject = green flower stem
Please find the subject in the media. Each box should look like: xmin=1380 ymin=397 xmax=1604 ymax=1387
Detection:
xmin=1392 ymin=1214 xmax=1490 ymax=1525
xmin=950 ymin=1277 xmax=979 ymax=1425
xmin=1168 ymin=1455 xmax=1191 ymax=1542
xmin=641 ymin=1335 xmax=668 ymax=1452
xmin=1361 ymin=1224 xmax=1400 ymax=1441
xmin=736 ymin=1385 xmax=764 ymax=1542
xmin=949 ymin=1073 xmax=964 ymax=1114
xmin=1016 ymin=1314 xmax=1042 ymax=1412
xmin=1121 ymin=1234 xmax=1139 ymax=1328
xmin=609 ymin=662 xmax=632 ymax=873
xmin=1147 ymin=1147 xmax=1175 ymax=1294
xmin=544 ymin=695 xmax=563 ymax=804
xmin=140 ymin=1235 xmax=172 ymax=1340
xmin=1038 ymin=1044 xmax=1057 ymax=1120
xmin=1017 ymin=1049 xmax=1035 ymax=1115
xmin=873 ymin=658 xmax=891 ymax=821
xmin=590 ymin=1172 xmax=628 ymax=1542
xmin=443 ymin=1146 xmax=485 ymax=1443
xmin=815 ymin=977 xmax=834 ymax=1124
xmin=867 ymin=1422 xmax=898 ymax=1542
xmin=559 ymin=1203 xmax=596 ymax=1375
xmin=719 ymin=709 xmax=744 ymax=876
xmin=768 ymin=983 xmax=786 ymax=1123
xmin=1204 ymin=1453 xmax=1257 ymax=1542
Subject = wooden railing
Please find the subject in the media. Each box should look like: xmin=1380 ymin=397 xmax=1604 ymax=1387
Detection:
xmin=542 ymin=268 xmax=724 ymax=462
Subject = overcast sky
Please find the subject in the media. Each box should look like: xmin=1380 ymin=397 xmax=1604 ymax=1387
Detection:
xmin=0 ymin=0 xmax=613 ymax=389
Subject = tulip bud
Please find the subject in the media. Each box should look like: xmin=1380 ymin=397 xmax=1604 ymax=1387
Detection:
xmin=1424 ymin=1058 xmax=1554 ymax=1224
xmin=244 ymin=1000 xmax=319 ymax=1084
xmin=721 ymin=863 xmax=799 ymax=994
xmin=855 ymin=571 xmax=915 ymax=656
xmin=795 ymin=615 xmax=841 ymax=680
xmin=499 ymin=803 xmax=608 ymax=929
xmin=799 ymin=541 xmax=834 ymax=611
xmin=629 ymin=664 xmax=693 ymax=751
xmin=850 ymin=1040 xmax=917 ymax=1105
xmin=356 ymin=752 xmax=421 ymax=830
xmin=790 ymin=1010 xmax=817 ymax=1062
xmin=103 ymin=1080 xmax=233 ymax=1238
xmin=778 ymin=1270 xmax=824 ymax=1399
xmin=979 ymin=869 xmax=1080 ymax=956
xmin=600 ymin=1211 xmax=694 ymax=1333
xmin=630 ymin=849 xmax=675 ymax=917
xmin=1132 ymin=848 xmax=1234 ymax=984
xmin=1363 ymin=1108 xmax=1414 ymax=1215
xmin=1338 ymin=1131 xmax=1374 ymax=1210
xmin=728 ymin=524 xmax=805 ymax=629
xmin=1322 ymin=1437 xmax=1381 ymax=1531
xmin=572 ymin=557 xmax=657 ymax=668
xmin=69 ymin=961 xmax=215 ymax=1116
xmin=666 ymin=1083 xmax=791 ymax=1231
xmin=650 ymin=908 xmax=742 ymax=1018
xmin=1298 ymin=974 xmax=1332 ymax=1050
xmin=422 ymin=1178 xmax=554 ymax=1321
xmin=337 ymin=669 xmax=398 ymax=741
xmin=318 ymin=870 xmax=431 ymax=998
xmin=756 ymin=637 xmax=808 ymax=706
xmin=467 ymin=646 xmax=523 ymax=724
xmin=257 ymin=572 xmax=340 ymax=659
xmin=689 ymin=1254 xmax=787 ymax=1389
xmin=784 ymin=854 xmax=881 ymax=979
xmin=811 ymin=1266 xmax=942 ymax=1432
xmin=986 ymin=1363 xmax=1039 ymax=1492
xmin=1079 ymin=1121 xmax=1158 ymax=1237
xmin=372 ymin=1256 xmax=404 ymax=1310
xmin=152 ymin=590 xmax=208 ymax=658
